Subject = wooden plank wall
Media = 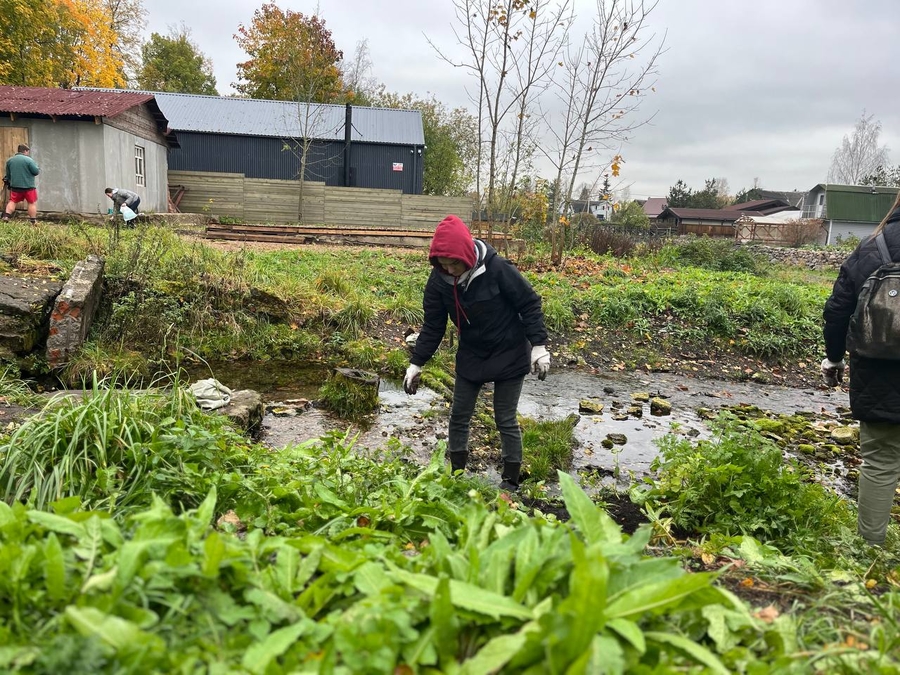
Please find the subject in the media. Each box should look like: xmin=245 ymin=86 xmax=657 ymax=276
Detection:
xmin=300 ymin=181 xmax=326 ymax=224
xmin=168 ymin=170 xmax=474 ymax=229
xmin=682 ymin=223 xmax=736 ymax=238
xmin=0 ymin=128 xmax=30 ymax=178
xmin=244 ymin=178 xmax=298 ymax=224
xmin=402 ymin=194 xmax=473 ymax=230
xmin=325 ymin=186 xmax=403 ymax=229
xmin=169 ymin=171 xmax=245 ymax=219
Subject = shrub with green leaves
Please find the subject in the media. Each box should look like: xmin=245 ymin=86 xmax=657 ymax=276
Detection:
xmin=0 ymin=469 xmax=768 ymax=674
xmin=636 ymin=415 xmax=854 ymax=554
xmin=661 ymin=237 xmax=768 ymax=275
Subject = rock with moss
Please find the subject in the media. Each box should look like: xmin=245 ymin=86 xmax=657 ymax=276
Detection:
xmin=752 ymin=419 xmax=786 ymax=435
xmin=650 ymin=397 xmax=671 ymax=416
xmin=579 ymin=399 xmax=604 ymax=414
xmin=830 ymin=426 xmax=859 ymax=445
xmin=631 ymin=392 xmax=650 ymax=402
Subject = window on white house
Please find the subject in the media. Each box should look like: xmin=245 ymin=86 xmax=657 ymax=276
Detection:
xmin=135 ymin=145 xmax=145 ymax=187
xmin=818 ymin=194 xmax=825 ymax=205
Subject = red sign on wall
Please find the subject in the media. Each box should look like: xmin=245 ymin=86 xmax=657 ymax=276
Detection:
xmin=392 ymin=162 xmax=404 ymax=172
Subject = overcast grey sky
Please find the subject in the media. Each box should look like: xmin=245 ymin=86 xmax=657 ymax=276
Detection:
xmin=141 ymin=0 xmax=900 ymax=200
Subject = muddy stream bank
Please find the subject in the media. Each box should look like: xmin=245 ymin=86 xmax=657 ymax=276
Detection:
xmin=195 ymin=362 xmax=854 ymax=494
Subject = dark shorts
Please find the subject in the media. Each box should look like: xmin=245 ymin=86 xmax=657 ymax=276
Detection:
xmin=9 ymin=188 xmax=37 ymax=204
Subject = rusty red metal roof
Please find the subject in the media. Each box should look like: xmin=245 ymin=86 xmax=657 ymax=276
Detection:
xmin=0 ymin=86 xmax=178 ymax=147
xmin=0 ymin=86 xmax=155 ymax=117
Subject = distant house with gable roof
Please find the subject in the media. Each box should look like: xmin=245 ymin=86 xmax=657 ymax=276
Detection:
xmin=640 ymin=197 xmax=668 ymax=221
xmin=800 ymin=184 xmax=899 ymax=244
xmin=655 ymin=196 xmax=800 ymax=237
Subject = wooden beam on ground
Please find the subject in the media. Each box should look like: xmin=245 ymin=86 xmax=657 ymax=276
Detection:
xmin=203 ymin=222 xmax=525 ymax=253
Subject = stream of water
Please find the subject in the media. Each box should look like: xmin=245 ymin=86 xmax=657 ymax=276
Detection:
xmin=195 ymin=361 xmax=851 ymax=486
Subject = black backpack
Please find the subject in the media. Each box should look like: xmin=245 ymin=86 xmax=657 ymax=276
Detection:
xmin=847 ymin=231 xmax=900 ymax=360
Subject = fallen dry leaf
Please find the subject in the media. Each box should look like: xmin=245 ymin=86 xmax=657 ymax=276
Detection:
xmin=754 ymin=605 xmax=780 ymax=623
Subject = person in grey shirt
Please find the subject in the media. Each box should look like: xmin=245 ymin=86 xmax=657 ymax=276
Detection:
xmin=104 ymin=187 xmax=141 ymax=215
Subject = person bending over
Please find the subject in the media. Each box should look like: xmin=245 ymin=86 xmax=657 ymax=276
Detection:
xmin=105 ymin=187 xmax=141 ymax=216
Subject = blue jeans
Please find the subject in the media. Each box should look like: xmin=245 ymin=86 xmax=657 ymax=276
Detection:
xmin=449 ymin=374 xmax=524 ymax=464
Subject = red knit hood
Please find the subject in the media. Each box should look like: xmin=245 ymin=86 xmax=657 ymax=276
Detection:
xmin=429 ymin=215 xmax=476 ymax=270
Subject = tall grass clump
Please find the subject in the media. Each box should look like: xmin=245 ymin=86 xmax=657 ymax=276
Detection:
xmin=0 ymin=376 xmax=253 ymax=514
xmin=0 ymin=222 xmax=89 ymax=261
xmin=386 ymin=288 xmax=425 ymax=326
xmin=315 ymin=268 xmax=353 ymax=296
xmin=0 ymin=365 xmax=44 ymax=407
xmin=521 ymin=414 xmax=579 ymax=483
xmin=330 ymin=294 xmax=377 ymax=334
xmin=540 ymin=294 xmax=576 ymax=332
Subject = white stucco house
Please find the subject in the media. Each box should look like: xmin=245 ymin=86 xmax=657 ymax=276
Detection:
xmin=0 ymin=86 xmax=178 ymax=216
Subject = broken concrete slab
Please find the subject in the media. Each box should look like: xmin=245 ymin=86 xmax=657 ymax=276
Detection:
xmin=221 ymin=389 xmax=265 ymax=435
xmin=0 ymin=275 xmax=63 ymax=357
xmin=46 ymin=255 xmax=104 ymax=368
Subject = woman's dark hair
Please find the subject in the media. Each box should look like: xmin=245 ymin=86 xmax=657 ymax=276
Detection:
xmin=874 ymin=189 xmax=900 ymax=235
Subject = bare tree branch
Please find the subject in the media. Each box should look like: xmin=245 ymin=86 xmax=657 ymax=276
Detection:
xmin=828 ymin=111 xmax=891 ymax=184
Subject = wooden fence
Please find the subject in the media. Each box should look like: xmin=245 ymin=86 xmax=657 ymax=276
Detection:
xmin=736 ymin=216 xmax=827 ymax=247
xmin=169 ymin=170 xmax=472 ymax=230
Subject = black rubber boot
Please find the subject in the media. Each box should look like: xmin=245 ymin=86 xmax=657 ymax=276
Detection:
xmin=499 ymin=462 xmax=521 ymax=491
xmin=449 ymin=451 xmax=468 ymax=473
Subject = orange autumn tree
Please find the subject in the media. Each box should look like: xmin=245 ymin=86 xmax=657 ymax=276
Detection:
xmin=0 ymin=0 xmax=125 ymax=87
xmin=233 ymin=3 xmax=346 ymax=103
xmin=57 ymin=0 xmax=125 ymax=87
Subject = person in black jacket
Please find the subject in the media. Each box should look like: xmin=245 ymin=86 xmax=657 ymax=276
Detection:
xmin=823 ymin=190 xmax=900 ymax=546
xmin=403 ymin=214 xmax=550 ymax=491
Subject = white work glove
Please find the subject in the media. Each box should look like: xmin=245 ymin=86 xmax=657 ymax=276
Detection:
xmin=403 ymin=364 xmax=422 ymax=395
xmin=820 ymin=358 xmax=845 ymax=387
xmin=531 ymin=345 xmax=550 ymax=381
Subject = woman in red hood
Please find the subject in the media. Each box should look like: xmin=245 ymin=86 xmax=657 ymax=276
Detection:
xmin=403 ymin=214 xmax=550 ymax=491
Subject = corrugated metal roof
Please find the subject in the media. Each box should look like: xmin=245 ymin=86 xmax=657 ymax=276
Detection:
xmin=0 ymin=85 xmax=179 ymax=147
xmin=0 ymin=85 xmax=155 ymax=117
xmin=77 ymin=88 xmax=425 ymax=145
xmin=818 ymin=186 xmax=899 ymax=223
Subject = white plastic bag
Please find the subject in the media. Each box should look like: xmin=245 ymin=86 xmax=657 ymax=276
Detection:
xmin=120 ymin=204 xmax=137 ymax=222
xmin=188 ymin=378 xmax=233 ymax=410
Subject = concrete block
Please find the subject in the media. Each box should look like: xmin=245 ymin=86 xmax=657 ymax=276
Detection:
xmin=46 ymin=255 xmax=105 ymax=368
